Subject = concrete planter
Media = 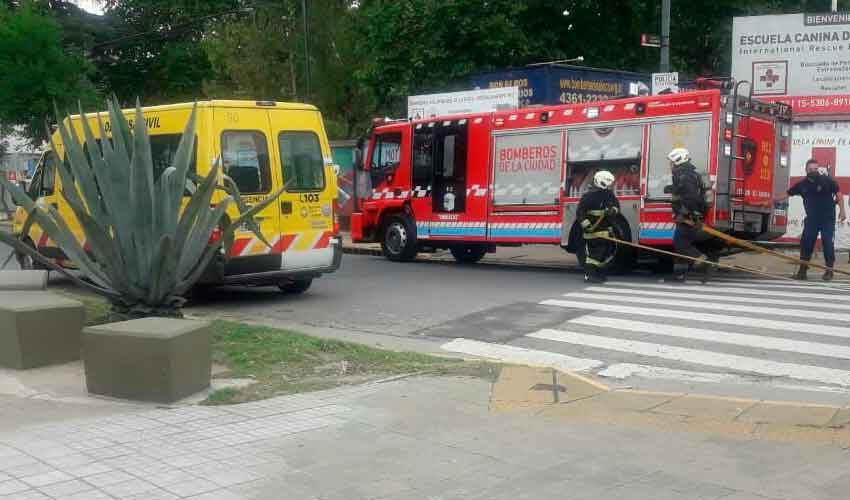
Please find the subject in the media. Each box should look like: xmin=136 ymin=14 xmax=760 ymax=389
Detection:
xmin=0 ymin=291 xmax=84 ymax=369
xmin=0 ymin=270 xmax=48 ymax=291
xmin=82 ymin=317 xmax=212 ymax=403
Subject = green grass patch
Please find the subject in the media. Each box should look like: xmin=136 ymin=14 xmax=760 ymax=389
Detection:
xmin=69 ymin=296 xmax=500 ymax=404
xmin=208 ymin=320 xmax=496 ymax=404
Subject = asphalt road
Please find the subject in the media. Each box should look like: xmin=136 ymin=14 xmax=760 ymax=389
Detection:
xmin=6 ymin=241 xmax=850 ymax=406
xmin=188 ymin=254 xmax=589 ymax=338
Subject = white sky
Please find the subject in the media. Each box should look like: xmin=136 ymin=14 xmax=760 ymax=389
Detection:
xmin=73 ymin=0 xmax=104 ymax=15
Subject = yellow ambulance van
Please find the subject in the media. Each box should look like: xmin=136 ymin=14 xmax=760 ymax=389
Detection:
xmin=14 ymin=100 xmax=342 ymax=294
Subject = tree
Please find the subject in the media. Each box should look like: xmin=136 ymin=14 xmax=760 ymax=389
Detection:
xmin=353 ymin=0 xmax=538 ymax=114
xmin=202 ymin=2 xmax=300 ymax=100
xmin=98 ymin=0 xmax=240 ymax=104
xmin=0 ymin=1 xmax=96 ymax=146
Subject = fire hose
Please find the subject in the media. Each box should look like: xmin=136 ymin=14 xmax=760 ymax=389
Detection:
xmin=594 ymin=229 xmax=850 ymax=293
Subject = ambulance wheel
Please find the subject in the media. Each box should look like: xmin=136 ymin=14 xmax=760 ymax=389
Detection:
xmin=278 ymin=278 xmax=312 ymax=294
xmin=450 ymin=244 xmax=487 ymax=264
xmin=381 ymin=215 xmax=418 ymax=262
xmin=15 ymin=238 xmax=44 ymax=271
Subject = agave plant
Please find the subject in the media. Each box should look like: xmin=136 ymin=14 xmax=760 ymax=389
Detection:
xmin=0 ymin=97 xmax=283 ymax=317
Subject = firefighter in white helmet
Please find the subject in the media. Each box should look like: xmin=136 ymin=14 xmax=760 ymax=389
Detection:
xmin=577 ymin=170 xmax=620 ymax=283
xmin=665 ymin=147 xmax=715 ymax=283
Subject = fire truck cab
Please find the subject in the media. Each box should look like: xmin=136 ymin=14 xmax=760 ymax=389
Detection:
xmin=351 ymin=85 xmax=792 ymax=272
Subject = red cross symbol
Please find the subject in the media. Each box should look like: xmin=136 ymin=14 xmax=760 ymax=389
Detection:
xmin=760 ymin=69 xmax=780 ymax=87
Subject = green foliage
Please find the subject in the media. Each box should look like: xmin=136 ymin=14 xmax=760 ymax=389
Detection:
xmin=354 ymin=0 xmax=537 ymax=113
xmin=202 ymin=3 xmax=299 ymax=100
xmin=0 ymin=1 xmax=96 ymax=146
xmin=97 ymin=0 xmax=239 ymax=103
xmin=0 ymin=97 xmax=283 ymax=317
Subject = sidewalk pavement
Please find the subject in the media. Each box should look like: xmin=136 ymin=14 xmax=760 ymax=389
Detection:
xmin=2 ymin=367 xmax=850 ymax=499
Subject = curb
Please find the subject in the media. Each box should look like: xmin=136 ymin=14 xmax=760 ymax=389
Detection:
xmin=341 ymin=245 xmax=583 ymax=272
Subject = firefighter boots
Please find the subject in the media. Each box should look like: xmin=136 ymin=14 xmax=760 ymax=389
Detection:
xmin=584 ymin=269 xmax=607 ymax=284
xmin=700 ymin=262 xmax=715 ymax=284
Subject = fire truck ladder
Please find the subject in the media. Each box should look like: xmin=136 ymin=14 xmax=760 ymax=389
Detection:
xmin=724 ymin=80 xmax=755 ymax=213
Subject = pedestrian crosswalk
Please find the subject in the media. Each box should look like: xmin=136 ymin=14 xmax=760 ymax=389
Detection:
xmin=442 ymin=276 xmax=850 ymax=395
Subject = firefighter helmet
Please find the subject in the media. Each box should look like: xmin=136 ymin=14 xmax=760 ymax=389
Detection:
xmin=593 ymin=170 xmax=615 ymax=190
xmin=668 ymin=147 xmax=690 ymax=166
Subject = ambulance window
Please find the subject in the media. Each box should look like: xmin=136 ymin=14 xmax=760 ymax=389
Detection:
xmin=150 ymin=134 xmax=198 ymax=181
xmin=221 ymin=131 xmax=272 ymax=194
xmin=647 ymin=119 xmax=711 ymax=200
xmin=370 ymin=133 xmax=402 ymax=175
xmin=278 ymin=131 xmax=326 ymax=192
xmin=41 ymin=153 xmax=57 ymax=197
xmin=412 ymin=128 xmax=434 ymax=186
xmin=566 ymin=125 xmax=643 ymax=198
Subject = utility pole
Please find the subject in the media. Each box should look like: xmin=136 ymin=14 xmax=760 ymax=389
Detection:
xmin=302 ymin=0 xmax=311 ymax=101
xmin=660 ymin=0 xmax=671 ymax=72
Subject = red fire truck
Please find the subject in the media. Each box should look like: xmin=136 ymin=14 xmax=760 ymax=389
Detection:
xmin=351 ymin=82 xmax=793 ymax=272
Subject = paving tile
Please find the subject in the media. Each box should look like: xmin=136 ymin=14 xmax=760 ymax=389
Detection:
xmin=62 ymin=490 xmax=113 ymax=500
xmin=100 ymin=478 xmax=159 ymax=497
xmin=186 ymin=489 xmax=245 ymax=500
xmin=41 ymin=453 xmax=94 ymax=469
xmin=737 ymin=402 xmax=838 ymax=427
xmin=0 ymin=454 xmax=40 ymax=472
xmin=652 ymin=395 xmax=756 ymax=422
xmin=163 ymin=453 xmax=213 ymax=468
xmin=162 ymin=478 xmax=221 ymax=497
xmin=3 ymin=462 xmax=55 ymax=479
xmin=4 ymin=490 xmax=49 ymax=500
xmin=146 ymin=469 xmax=201 ymax=488
xmin=19 ymin=470 xmax=73 ymax=488
xmin=0 ymin=479 xmax=31 ymax=495
xmin=83 ymin=469 xmax=136 ymax=488
xmin=125 ymin=490 xmax=180 ymax=500
xmin=64 ymin=463 xmax=114 ymax=478
xmin=36 ymin=479 xmax=96 ymax=498
xmin=827 ymin=408 xmax=850 ymax=428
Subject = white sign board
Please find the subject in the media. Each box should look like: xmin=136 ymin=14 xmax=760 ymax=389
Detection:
xmin=785 ymin=121 xmax=850 ymax=246
xmin=407 ymin=87 xmax=519 ymax=120
xmin=732 ymin=13 xmax=850 ymax=96
xmin=492 ymin=131 xmax=562 ymax=206
xmin=651 ymin=72 xmax=679 ymax=95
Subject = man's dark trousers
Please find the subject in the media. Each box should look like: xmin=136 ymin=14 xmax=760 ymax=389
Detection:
xmin=800 ymin=215 xmax=835 ymax=267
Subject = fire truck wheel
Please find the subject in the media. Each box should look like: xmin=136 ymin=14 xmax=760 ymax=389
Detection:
xmin=278 ymin=278 xmax=313 ymax=294
xmin=450 ymin=244 xmax=487 ymax=264
xmin=381 ymin=215 xmax=418 ymax=262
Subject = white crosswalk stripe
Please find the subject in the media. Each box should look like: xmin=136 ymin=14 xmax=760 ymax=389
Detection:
xmin=584 ymin=286 xmax=850 ymax=311
xmin=442 ymin=276 xmax=850 ymax=395
xmin=540 ymin=299 xmax=850 ymax=337
xmin=571 ymin=316 xmax=850 ymax=360
xmin=561 ymin=292 xmax=850 ymax=322
xmin=605 ymin=281 xmax=850 ymax=302
xmin=528 ymin=328 xmax=850 ymax=387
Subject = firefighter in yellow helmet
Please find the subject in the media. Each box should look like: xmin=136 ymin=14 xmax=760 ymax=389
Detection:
xmin=577 ymin=170 xmax=620 ymax=283
xmin=665 ymin=147 xmax=716 ymax=283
